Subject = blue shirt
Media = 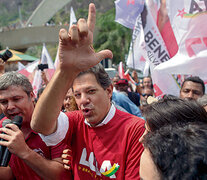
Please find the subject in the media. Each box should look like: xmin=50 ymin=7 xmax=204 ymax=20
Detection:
xmin=112 ymin=92 xmax=143 ymax=118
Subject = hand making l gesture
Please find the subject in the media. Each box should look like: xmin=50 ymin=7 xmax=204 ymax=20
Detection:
xmin=58 ymin=3 xmax=113 ymax=74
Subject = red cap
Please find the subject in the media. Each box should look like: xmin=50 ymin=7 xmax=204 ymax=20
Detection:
xmin=116 ymin=79 xmax=128 ymax=85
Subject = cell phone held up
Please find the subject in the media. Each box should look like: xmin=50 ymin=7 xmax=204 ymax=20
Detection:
xmin=38 ymin=64 xmax=49 ymax=71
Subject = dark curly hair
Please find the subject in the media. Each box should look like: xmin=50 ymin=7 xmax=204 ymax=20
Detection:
xmin=143 ymin=95 xmax=207 ymax=131
xmin=142 ymin=122 xmax=207 ymax=180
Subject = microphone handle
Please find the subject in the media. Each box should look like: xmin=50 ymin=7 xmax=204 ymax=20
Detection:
xmin=0 ymin=120 xmax=12 ymax=163
xmin=0 ymin=145 xmax=5 ymax=163
xmin=0 ymin=132 xmax=7 ymax=163
xmin=0 ymin=148 xmax=11 ymax=167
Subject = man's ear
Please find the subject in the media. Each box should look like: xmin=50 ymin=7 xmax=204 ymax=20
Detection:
xmin=30 ymin=91 xmax=36 ymax=104
xmin=106 ymin=84 xmax=113 ymax=99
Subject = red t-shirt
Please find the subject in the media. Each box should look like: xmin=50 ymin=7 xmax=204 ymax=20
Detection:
xmin=61 ymin=109 xmax=145 ymax=180
xmin=0 ymin=118 xmax=68 ymax=180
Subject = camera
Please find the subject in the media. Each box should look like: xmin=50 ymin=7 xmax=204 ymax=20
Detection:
xmin=38 ymin=64 xmax=49 ymax=71
xmin=0 ymin=49 xmax=13 ymax=62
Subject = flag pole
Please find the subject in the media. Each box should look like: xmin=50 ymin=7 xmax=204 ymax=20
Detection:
xmin=131 ymin=40 xmax=135 ymax=69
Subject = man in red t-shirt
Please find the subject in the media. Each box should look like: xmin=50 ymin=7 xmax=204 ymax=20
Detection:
xmin=31 ymin=3 xmax=145 ymax=179
xmin=0 ymin=72 xmax=71 ymax=180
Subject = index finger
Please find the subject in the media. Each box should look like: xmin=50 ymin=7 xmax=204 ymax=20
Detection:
xmin=87 ymin=3 xmax=96 ymax=32
xmin=5 ymin=124 xmax=20 ymax=132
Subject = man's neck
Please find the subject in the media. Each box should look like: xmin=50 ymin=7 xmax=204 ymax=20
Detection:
xmin=21 ymin=122 xmax=33 ymax=139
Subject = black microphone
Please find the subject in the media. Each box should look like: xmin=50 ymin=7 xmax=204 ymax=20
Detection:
xmin=0 ymin=119 xmax=12 ymax=163
xmin=1 ymin=116 xmax=23 ymax=167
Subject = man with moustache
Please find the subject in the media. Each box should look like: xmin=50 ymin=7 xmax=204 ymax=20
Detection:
xmin=31 ymin=3 xmax=145 ymax=179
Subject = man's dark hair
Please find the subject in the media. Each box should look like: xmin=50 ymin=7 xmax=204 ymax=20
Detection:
xmin=142 ymin=122 xmax=207 ymax=179
xmin=143 ymin=95 xmax=207 ymax=131
xmin=76 ymin=63 xmax=111 ymax=90
xmin=181 ymin=76 xmax=205 ymax=94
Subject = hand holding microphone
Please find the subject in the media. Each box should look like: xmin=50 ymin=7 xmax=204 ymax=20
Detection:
xmin=0 ymin=116 xmax=23 ymax=166
xmin=0 ymin=119 xmax=12 ymax=163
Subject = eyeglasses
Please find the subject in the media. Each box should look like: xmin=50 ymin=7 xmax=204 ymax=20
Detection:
xmin=141 ymin=93 xmax=152 ymax=97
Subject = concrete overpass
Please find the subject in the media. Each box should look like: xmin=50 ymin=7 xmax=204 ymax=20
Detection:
xmin=0 ymin=25 xmax=68 ymax=50
xmin=0 ymin=0 xmax=72 ymax=50
xmin=26 ymin=0 xmax=72 ymax=26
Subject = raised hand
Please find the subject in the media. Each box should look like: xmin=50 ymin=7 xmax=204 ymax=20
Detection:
xmin=0 ymin=124 xmax=30 ymax=159
xmin=58 ymin=3 xmax=113 ymax=74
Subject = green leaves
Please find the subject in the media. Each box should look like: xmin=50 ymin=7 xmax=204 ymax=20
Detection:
xmin=94 ymin=8 xmax=132 ymax=64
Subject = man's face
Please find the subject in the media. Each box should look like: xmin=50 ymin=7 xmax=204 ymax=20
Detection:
xmin=0 ymin=85 xmax=35 ymax=123
xmin=73 ymin=73 xmax=112 ymax=126
xmin=112 ymin=76 xmax=119 ymax=90
xmin=140 ymin=149 xmax=160 ymax=180
xmin=117 ymin=84 xmax=128 ymax=92
xmin=63 ymin=88 xmax=75 ymax=112
xmin=140 ymin=88 xmax=154 ymax=103
xmin=143 ymin=77 xmax=152 ymax=88
xmin=180 ymin=81 xmax=203 ymax=100
xmin=112 ymin=76 xmax=119 ymax=85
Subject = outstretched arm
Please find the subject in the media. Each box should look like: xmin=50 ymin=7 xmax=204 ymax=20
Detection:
xmin=31 ymin=3 xmax=113 ymax=135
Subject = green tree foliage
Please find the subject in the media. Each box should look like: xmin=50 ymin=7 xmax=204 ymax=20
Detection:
xmin=94 ymin=8 xmax=132 ymax=64
xmin=0 ymin=3 xmax=18 ymax=27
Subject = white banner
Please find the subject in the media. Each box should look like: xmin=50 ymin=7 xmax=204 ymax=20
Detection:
xmin=142 ymin=3 xmax=171 ymax=71
xmin=127 ymin=1 xmax=170 ymax=74
xmin=127 ymin=15 xmax=147 ymax=72
xmin=152 ymin=0 xmax=207 ymax=97
xmin=115 ymin=0 xmax=144 ymax=29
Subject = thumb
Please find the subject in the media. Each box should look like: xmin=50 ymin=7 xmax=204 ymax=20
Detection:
xmin=96 ymin=50 xmax=113 ymax=62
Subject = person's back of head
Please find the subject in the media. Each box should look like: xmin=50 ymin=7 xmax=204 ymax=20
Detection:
xmin=143 ymin=95 xmax=207 ymax=132
xmin=0 ymin=71 xmax=33 ymax=96
xmin=142 ymin=122 xmax=207 ymax=179
xmin=180 ymin=76 xmax=205 ymax=100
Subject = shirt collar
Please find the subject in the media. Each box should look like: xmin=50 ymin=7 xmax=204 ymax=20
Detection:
xmin=84 ymin=103 xmax=116 ymax=127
